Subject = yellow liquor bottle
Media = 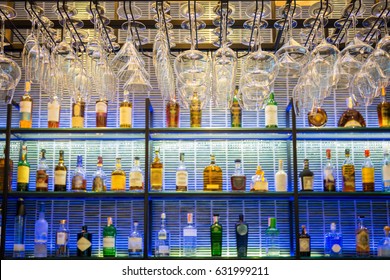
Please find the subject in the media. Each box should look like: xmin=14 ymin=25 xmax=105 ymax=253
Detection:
xmin=150 ymin=148 xmax=163 ymax=191
xmin=111 ymin=158 xmax=126 ymax=191
xmin=19 ymin=82 xmax=33 ymax=128
xmin=203 ymin=154 xmax=223 ymax=191
xmin=190 ymin=92 xmax=201 ymax=128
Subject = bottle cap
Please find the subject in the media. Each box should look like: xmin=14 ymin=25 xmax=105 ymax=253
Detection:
xmin=187 ymin=213 xmax=193 ymax=223
xmin=82 ymin=225 xmax=88 ymax=231
xmin=25 ymin=81 xmax=31 ymax=92
xmin=107 ymin=217 xmax=113 ymax=225
xmin=134 ymin=156 xmax=140 ymax=161
xmin=180 ymin=153 xmax=185 ymax=161
xmin=134 ymin=221 xmax=139 ymax=226
xmin=358 ymin=215 xmax=365 ymax=219
xmin=213 ymin=214 xmax=219 ymax=217
xmin=161 ymin=213 xmax=166 ymax=219
xmin=239 ymin=214 xmax=244 ymax=221
xmin=268 ymin=217 xmax=276 ymax=228
xmin=97 ymin=156 xmax=103 ymax=164
xmin=16 ymin=198 xmax=25 ymax=216
xmin=235 ymin=159 xmax=241 ymax=163
xmin=41 ymin=149 xmax=46 ymax=156
xmin=364 ymin=150 xmax=370 ymax=157
xmin=330 ymin=223 xmax=336 ymax=231
xmin=345 ymin=149 xmax=350 ymax=156
xmin=60 ymin=219 xmax=67 ymax=224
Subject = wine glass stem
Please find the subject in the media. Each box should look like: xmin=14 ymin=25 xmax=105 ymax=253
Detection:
xmin=221 ymin=10 xmax=227 ymax=46
xmin=190 ymin=13 xmax=196 ymax=50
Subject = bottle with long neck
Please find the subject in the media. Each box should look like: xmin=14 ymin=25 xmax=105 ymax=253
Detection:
xmin=203 ymin=154 xmax=223 ymax=191
xmin=210 ymin=214 xmax=222 ymax=257
xmin=130 ymin=157 xmax=144 ymax=191
xmin=150 ymin=147 xmax=163 ymax=191
xmin=183 ymin=213 xmax=197 ymax=257
xmin=111 ymin=157 xmax=126 ymax=191
xmin=0 ymin=148 xmax=13 ymax=192
xmin=156 ymin=213 xmax=170 ymax=256
xmin=275 ymin=159 xmax=287 ymax=191
xmin=231 ymin=159 xmax=246 ymax=191
xmin=36 ymin=149 xmax=49 ymax=192
xmin=56 ymin=219 xmax=69 ymax=257
xmin=128 ymin=221 xmax=143 ymax=257
xmin=342 ymin=149 xmax=355 ymax=192
xmin=382 ymin=148 xmax=390 ymax=192
xmin=120 ymin=93 xmax=132 ymax=128
xmin=54 ymin=150 xmax=67 ymax=191
xmin=19 ymin=82 xmax=33 ymax=128
xmin=92 ymin=156 xmax=106 ymax=192
xmin=48 ymin=95 xmax=61 ymax=128
xmin=96 ymin=98 xmax=108 ymax=128
xmin=323 ymin=149 xmax=336 ymax=191
xmin=235 ymin=214 xmax=248 ymax=258
xmin=72 ymin=96 xmax=85 ymax=128
xmin=230 ymin=86 xmax=242 ymax=127
xmin=362 ymin=150 xmax=375 ymax=192
xmin=377 ymin=87 xmax=390 ymax=127
xmin=176 ymin=153 xmax=188 ymax=191
xmin=356 ymin=215 xmax=370 ymax=257
xmin=34 ymin=202 xmax=48 ymax=258
xmin=103 ymin=217 xmax=117 ymax=257
xmin=190 ymin=92 xmax=202 ymax=127
xmin=13 ymin=198 xmax=26 ymax=258
xmin=17 ymin=145 xmax=30 ymax=191
xmin=72 ymin=155 xmax=87 ymax=192
xmin=265 ymin=92 xmax=278 ymax=128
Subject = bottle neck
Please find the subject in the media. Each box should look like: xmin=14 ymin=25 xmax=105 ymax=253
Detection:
xmin=59 ymin=153 xmax=64 ymax=164
xmin=278 ymin=160 xmax=283 ymax=171
xmin=116 ymin=159 xmax=122 ymax=170
xmin=39 ymin=211 xmax=45 ymax=220
xmin=160 ymin=218 xmax=166 ymax=229
xmin=134 ymin=159 xmax=140 ymax=167
xmin=213 ymin=216 xmax=219 ymax=224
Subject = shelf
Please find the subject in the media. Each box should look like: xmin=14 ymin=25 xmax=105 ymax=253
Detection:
xmin=300 ymin=256 xmax=390 ymax=260
xmin=4 ymin=256 xmax=295 ymax=260
xmin=0 ymin=128 xmax=5 ymax=140
xmin=298 ymin=192 xmax=390 ymax=199
xmin=6 ymin=191 xmax=145 ymax=199
xmin=149 ymin=128 xmax=293 ymax=140
xmin=296 ymin=127 xmax=390 ymax=141
xmin=10 ymin=128 xmax=145 ymax=141
xmin=149 ymin=191 xmax=293 ymax=200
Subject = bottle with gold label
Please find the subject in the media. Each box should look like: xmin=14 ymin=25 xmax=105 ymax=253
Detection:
xmin=342 ymin=149 xmax=355 ymax=192
xmin=71 ymin=155 xmax=87 ymax=192
xmin=17 ymin=145 xmax=30 ymax=191
xmin=250 ymin=166 xmax=268 ymax=191
xmin=120 ymin=93 xmax=132 ymax=128
xmin=47 ymin=95 xmax=61 ymax=128
xmin=356 ymin=215 xmax=370 ymax=257
xmin=129 ymin=157 xmax=144 ymax=191
xmin=166 ymin=99 xmax=180 ymax=128
xmin=362 ymin=149 xmax=375 ymax=192
xmin=72 ymin=97 xmax=85 ymax=128
xmin=96 ymin=98 xmax=108 ymax=128
xmin=54 ymin=150 xmax=67 ymax=191
xmin=190 ymin=92 xmax=201 ymax=128
xmin=19 ymin=82 xmax=33 ymax=128
xmin=150 ymin=147 xmax=163 ymax=191
xmin=230 ymin=87 xmax=242 ymax=128
xmin=111 ymin=158 xmax=126 ymax=191
xmin=0 ymin=148 xmax=13 ymax=192
xmin=338 ymin=97 xmax=366 ymax=127
xmin=203 ymin=154 xmax=223 ymax=191
xmin=377 ymin=87 xmax=390 ymax=127
xmin=36 ymin=149 xmax=49 ymax=192
xmin=299 ymin=159 xmax=314 ymax=191
xmin=265 ymin=92 xmax=278 ymax=128
xmin=176 ymin=153 xmax=188 ymax=191
xmin=92 ymin=156 xmax=106 ymax=192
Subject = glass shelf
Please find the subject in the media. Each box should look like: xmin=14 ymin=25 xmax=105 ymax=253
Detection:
xmin=149 ymin=191 xmax=293 ymax=200
xmin=296 ymin=127 xmax=390 ymax=141
xmin=6 ymin=191 xmax=145 ymax=199
xmin=0 ymin=128 xmax=5 ymax=140
xmin=298 ymin=192 xmax=390 ymax=199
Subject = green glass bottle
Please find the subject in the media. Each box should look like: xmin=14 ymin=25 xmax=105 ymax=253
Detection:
xmin=210 ymin=214 xmax=222 ymax=257
xmin=17 ymin=145 xmax=30 ymax=191
xmin=265 ymin=92 xmax=278 ymax=128
xmin=103 ymin=217 xmax=116 ymax=257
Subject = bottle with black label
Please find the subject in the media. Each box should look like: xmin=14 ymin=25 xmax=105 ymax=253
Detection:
xmin=299 ymin=159 xmax=314 ymax=191
xmin=299 ymin=225 xmax=311 ymax=257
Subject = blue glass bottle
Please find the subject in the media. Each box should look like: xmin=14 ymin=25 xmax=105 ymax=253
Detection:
xmin=13 ymin=198 xmax=26 ymax=258
xmin=324 ymin=222 xmax=343 ymax=257
xmin=377 ymin=226 xmax=390 ymax=257
xmin=34 ymin=202 xmax=48 ymax=258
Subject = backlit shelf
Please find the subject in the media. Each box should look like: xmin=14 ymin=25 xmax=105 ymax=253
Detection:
xmin=6 ymin=191 xmax=145 ymax=199
xmin=298 ymin=191 xmax=390 ymax=199
xmin=296 ymin=127 xmax=390 ymax=141
xmin=149 ymin=191 xmax=293 ymax=200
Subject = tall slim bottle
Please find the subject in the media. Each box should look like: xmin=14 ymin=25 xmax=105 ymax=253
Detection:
xmin=156 ymin=213 xmax=170 ymax=256
xmin=183 ymin=213 xmax=197 ymax=257
xmin=17 ymin=145 xmax=30 ymax=191
xmin=190 ymin=92 xmax=202 ymax=127
xmin=377 ymin=87 xmax=390 ymax=127
xmin=13 ymin=198 xmax=26 ymax=258
xmin=342 ymin=149 xmax=355 ymax=192
xmin=103 ymin=217 xmax=117 ymax=257
xmin=362 ymin=150 xmax=375 ymax=192
xmin=72 ymin=96 xmax=85 ymax=128
xmin=176 ymin=153 xmax=188 ymax=191
xmin=120 ymin=93 xmax=132 ymax=128
xmin=265 ymin=92 xmax=278 ymax=128
xmin=71 ymin=155 xmax=87 ymax=192
xmin=19 ymin=82 xmax=33 ymax=128
xmin=166 ymin=99 xmax=180 ymax=127
xmin=0 ymin=148 xmax=13 ymax=192
xmin=275 ymin=159 xmax=287 ymax=191
xmin=111 ymin=158 xmax=126 ymax=191
xmin=34 ymin=202 xmax=48 ymax=258
xmin=96 ymin=98 xmax=108 ymax=128
xmin=48 ymin=95 xmax=61 ymax=128
xmin=36 ymin=149 xmax=49 ymax=192
xmin=299 ymin=225 xmax=311 ymax=257
xmin=356 ymin=215 xmax=370 ymax=257
xmin=150 ymin=147 xmax=163 ymax=191
xmin=230 ymin=87 xmax=242 ymax=127
xmin=129 ymin=157 xmax=144 ymax=191
xmin=382 ymin=147 xmax=390 ymax=192
xmin=265 ymin=217 xmax=280 ymax=257
xmin=77 ymin=226 xmax=92 ymax=257
xmin=54 ymin=150 xmax=67 ymax=191
xmin=323 ymin=149 xmax=336 ymax=191
xmin=128 ymin=221 xmax=143 ymax=257
xmin=92 ymin=156 xmax=106 ymax=192
xmin=56 ymin=219 xmax=69 ymax=257
xmin=235 ymin=214 xmax=248 ymax=258
xmin=210 ymin=214 xmax=222 ymax=257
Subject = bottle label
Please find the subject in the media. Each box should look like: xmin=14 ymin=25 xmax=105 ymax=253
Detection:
xmin=230 ymin=106 xmax=242 ymax=127
xmin=176 ymin=171 xmax=188 ymax=187
xmin=56 ymin=232 xmax=67 ymax=245
xmin=265 ymin=105 xmax=278 ymax=126
xmin=299 ymin=238 xmax=310 ymax=252
xmin=103 ymin=237 xmax=115 ymax=248
xmin=232 ymin=176 xmax=246 ymax=191
xmin=236 ymin=224 xmax=248 ymax=236
xmin=344 ymin=120 xmax=362 ymax=127
xmin=13 ymin=244 xmax=25 ymax=252
xmin=72 ymin=117 xmax=84 ymax=128
xmin=77 ymin=237 xmax=91 ymax=252
xmin=383 ymin=165 xmax=390 ymax=181
xmin=111 ymin=175 xmax=126 ymax=190
xmin=302 ymin=176 xmax=314 ymax=190
xmin=17 ymin=166 xmax=30 ymax=184
xmin=55 ymin=170 xmax=67 ymax=186
xmin=275 ymin=173 xmax=287 ymax=191
xmin=381 ymin=106 xmax=390 ymax=126
xmin=332 ymin=244 xmax=342 ymax=253
xmin=92 ymin=177 xmax=105 ymax=192
xmin=254 ymin=181 xmax=268 ymax=191
xmin=20 ymin=101 xmax=32 ymax=113
xmin=72 ymin=175 xmax=84 ymax=189
xmin=96 ymin=101 xmax=107 ymax=113
xmin=166 ymin=103 xmax=179 ymax=127
xmin=48 ymin=101 xmax=60 ymax=122
xmin=362 ymin=167 xmax=374 ymax=183
xmin=190 ymin=109 xmax=202 ymax=127
xmin=151 ymin=169 xmax=163 ymax=187
xmin=342 ymin=165 xmax=355 ymax=191
xmin=158 ymin=232 xmax=167 ymax=240
xmin=130 ymin=172 xmax=143 ymax=187
xmin=158 ymin=245 xmax=169 ymax=254
xmin=356 ymin=231 xmax=369 ymax=252
xmin=128 ymin=237 xmax=142 ymax=251
xmin=183 ymin=228 xmax=197 ymax=237
xmin=206 ymin=184 xmax=219 ymax=190
xmin=36 ymin=170 xmax=48 ymax=188
xmin=324 ymin=170 xmax=336 ymax=191
xmin=120 ymin=107 xmax=132 ymax=127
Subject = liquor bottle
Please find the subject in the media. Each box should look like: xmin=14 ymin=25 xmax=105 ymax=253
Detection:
xmin=382 ymin=147 xmax=390 ymax=192
xmin=120 ymin=93 xmax=132 ymax=128
xmin=338 ymin=97 xmax=366 ymax=127
xmin=265 ymin=217 xmax=280 ymax=257
xmin=275 ymin=159 xmax=287 ymax=191
xmin=72 ymin=97 xmax=85 ymax=128
xmin=19 ymin=82 xmax=33 ymax=128
xmin=156 ymin=213 xmax=170 ymax=257
xmin=111 ymin=157 xmax=126 ymax=191
xmin=77 ymin=226 xmax=92 ymax=257
xmin=183 ymin=213 xmax=197 ymax=257
xmin=55 ymin=219 xmax=69 ymax=257
xmin=150 ymin=147 xmax=163 ymax=191
xmin=71 ymin=155 xmax=87 ymax=192
xmin=356 ymin=215 xmax=370 ymax=257
xmin=323 ymin=149 xmax=336 ymax=192
xmin=128 ymin=221 xmax=143 ymax=257
xmin=210 ymin=214 xmax=222 ymax=257
xmin=96 ymin=98 xmax=108 ymax=128
xmin=307 ymin=107 xmax=328 ymax=127
xmin=190 ymin=92 xmax=202 ymax=127
xmin=166 ymin=99 xmax=180 ymax=127
xmin=231 ymin=159 xmax=246 ymax=191
xmin=299 ymin=159 xmax=314 ymax=191
xmin=34 ymin=202 xmax=48 ymax=258
xmin=17 ymin=145 xmax=30 ymax=191
xmin=265 ymin=92 xmax=278 ymax=128
xmin=299 ymin=225 xmax=311 ymax=257
xmin=129 ymin=157 xmax=144 ymax=191
xmin=377 ymin=226 xmax=390 ymax=257
xmin=324 ymin=222 xmax=343 ymax=257
xmin=36 ymin=149 xmax=49 ymax=192
xmin=13 ymin=198 xmax=26 ymax=258
xmin=203 ymin=154 xmax=223 ymax=191
xmin=54 ymin=150 xmax=67 ymax=191
xmin=103 ymin=217 xmax=117 ymax=257
xmin=0 ymin=148 xmax=13 ymax=192
xmin=250 ymin=165 xmax=268 ymax=191
xmin=176 ymin=153 xmax=188 ymax=191
xmin=230 ymin=87 xmax=242 ymax=127
xmin=377 ymin=87 xmax=390 ymax=127
xmin=48 ymin=95 xmax=61 ymax=128
xmin=92 ymin=156 xmax=107 ymax=192
xmin=362 ymin=149 xmax=375 ymax=192
xmin=235 ymin=214 xmax=248 ymax=258
xmin=342 ymin=149 xmax=355 ymax=192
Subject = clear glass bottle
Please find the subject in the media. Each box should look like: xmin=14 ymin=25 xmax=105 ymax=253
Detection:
xmin=382 ymin=147 xmax=390 ymax=192
xmin=250 ymin=165 xmax=268 ymax=191
xmin=377 ymin=87 xmax=390 ymax=127
xmin=362 ymin=149 xmax=375 ymax=192
xmin=210 ymin=214 xmax=222 ymax=257
xmin=323 ymin=149 xmax=336 ymax=192
xmin=54 ymin=150 xmax=67 ymax=191
xmin=265 ymin=217 xmax=280 ymax=257
xmin=265 ymin=92 xmax=278 ymax=128
xmin=111 ymin=157 xmax=126 ymax=191
xmin=55 ymin=219 xmax=69 ymax=257
xmin=13 ymin=198 xmax=26 ymax=258
xmin=48 ymin=95 xmax=61 ymax=128
xmin=17 ymin=145 xmax=30 ymax=191
xmin=231 ymin=159 xmax=246 ymax=191
xmin=71 ymin=155 xmax=87 ymax=192
xmin=155 ymin=213 xmax=170 ymax=257
xmin=19 ymin=82 xmax=33 ymax=128
xmin=103 ymin=217 xmax=116 ymax=257
xmin=150 ymin=147 xmax=163 ymax=191
xmin=190 ymin=92 xmax=202 ymax=127
xmin=324 ymin=222 xmax=343 ymax=257
xmin=92 ymin=156 xmax=106 ymax=192
xmin=275 ymin=159 xmax=287 ymax=191
xmin=235 ymin=214 xmax=248 ymax=258
xmin=183 ymin=213 xmax=197 ymax=257
xmin=299 ymin=225 xmax=311 ymax=257
xmin=0 ymin=148 xmax=13 ymax=192
xmin=230 ymin=86 xmax=242 ymax=128
xmin=120 ymin=93 xmax=132 ymax=128
xmin=338 ymin=97 xmax=366 ymax=127
xmin=96 ymin=98 xmax=108 ymax=128
xmin=356 ymin=215 xmax=370 ymax=257
xmin=34 ymin=202 xmax=48 ymax=258
xmin=77 ymin=225 xmax=92 ymax=257
xmin=72 ymin=96 xmax=85 ymax=128
xmin=176 ymin=153 xmax=188 ymax=191
xmin=299 ymin=159 xmax=314 ymax=191
xmin=36 ymin=149 xmax=49 ymax=192
xmin=166 ymin=99 xmax=180 ymax=128
xmin=342 ymin=149 xmax=355 ymax=192
xmin=128 ymin=221 xmax=143 ymax=257
xmin=129 ymin=157 xmax=144 ymax=191
xmin=377 ymin=226 xmax=390 ymax=257
xmin=203 ymin=154 xmax=223 ymax=191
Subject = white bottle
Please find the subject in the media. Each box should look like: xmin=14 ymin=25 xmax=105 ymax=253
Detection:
xmin=275 ymin=160 xmax=287 ymax=191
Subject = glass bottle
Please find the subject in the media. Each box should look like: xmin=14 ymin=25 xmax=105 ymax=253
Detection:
xmin=203 ymin=154 xmax=223 ymax=191
xmin=77 ymin=225 xmax=92 ymax=257
xmin=382 ymin=147 xmax=390 ymax=192
xmin=250 ymin=165 xmax=268 ymax=192
xmin=356 ymin=215 xmax=370 ymax=257
xmin=275 ymin=159 xmax=287 ymax=192
xmin=231 ymin=159 xmax=246 ymax=191
xmin=72 ymin=96 xmax=85 ymax=128
xmin=235 ymin=214 xmax=248 ymax=258
xmin=96 ymin=98 xmax=108 ymax=128
xmin=0 ymin=148 xmax=13 ymax=192
xmin=156 ymin=213 xmax=170 ymax=257
xmin=92 ymin=156 xmax=106 ymax=192
xmin=128 ymin=221 xmax=143 ymax=257
xmin=34 ymin=202 xmax=48 ymax=258
xmin=183 ymin=213 xmax=197 ymax=257
xmin=190 ymin=91 xmax=202 ymax=127
xmin=230 ymin=86 xmax=242 ymax=127
xmin=36 ymin=149 xmax=49 ymax=192
xmin=17 ymin=145 xmax=30 ymax=191
xmin=299 ymin=159 xmax=314 ymax=191
xmin=377 ymin=87 xmax=390 ymax=127
xmin=129 ymin=157 xmax=144 ymax=191
xmin=103 ymin=217 xmax=116 ymax=257
xmin=111 ymin=157 xmax=126 ymax=191
xmin=210 ymin=214 xmax=222 ymax=257
xmin=299 ymin=225 xmax=311 ymax=257
xmin=323 ymin=149 xmax=336 ymax=192
xmin=55 ymin=219 xmax=69 ymax=257
xmin=338 ymin=97 xmax=366 ymax=127
xmin=265 ymin=92 xmax=278 ymax=128
xmin=342 ymin=149 xmax=355 ymax=192
xmin=47 ymin=95 xmax=61 ymax=128
xmin=166 ymin=99 xmax=180 ymax=128
xmin=176 ymin=153 xmax=188 ymax=191
xmin=324 ymin=222 xmax=343 ymax=257
xmin=265 ymin=217 xmax=280 ymax=257
xmin=362 ymin=149 xmax=375 ymax=192
xmin=54 ymin=150 xmax=67 ymax=191
xmin=377 ymin=226 xmax=390 ymax=257
xmin=307 ymin=107 xmax=328 ymax=127
xmin=150 ymin=147 xmax=163 ymax=191
xmin=71 ymin=155 xmax=87 ymax=192
xmin=120 ymin=93 xmax=132 ymax=128
xmin=19 ymin=82 xmax=33 ymax=128
xmin=13 ymin=198 xmax=26 ymax=258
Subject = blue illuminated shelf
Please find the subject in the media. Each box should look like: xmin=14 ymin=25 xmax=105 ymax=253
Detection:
xmin=6 ymin=191 xmax=145 ymax=199
xmin=149 ymin=191 xmax=293 ymax=200
xmin=298 ymin=192 xmax=390 ymax=199
xmin=0 ymin=128 xmax=5 ymax=140
xmin=296 ymin=127 xmax=390 ymax=141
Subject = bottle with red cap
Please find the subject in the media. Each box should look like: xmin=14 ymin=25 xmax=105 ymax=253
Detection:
xmin=323 ymin=149 xmax=336 ymax=192
xmin=362 ymin=149 xmax=375 ymax=192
